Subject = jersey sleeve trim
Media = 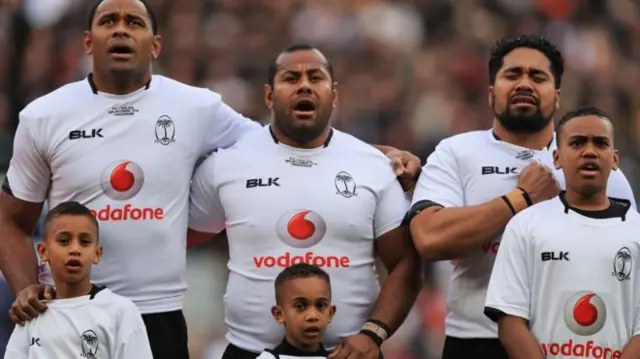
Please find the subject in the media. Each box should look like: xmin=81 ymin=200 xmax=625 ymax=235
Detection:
xmin=403 ymin=199 xmax=442 ymax=225
xmin=484 ymin=303 xmax=530 ymax=322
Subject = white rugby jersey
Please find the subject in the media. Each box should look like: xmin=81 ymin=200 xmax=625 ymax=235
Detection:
xmin=256 ymin=340 xmax=329 ymax=359
xmin=5 ymin=75 xmax=260 ymax=313
xmin=411 ymin=130 xmax=636 ymax=339
xmin=189 ymin=126 xmax=408 ymax=351
xmin=485 ymin=196 xmax=640 ymax=358
xmin=5 ymin=286 xmax=152 ymax=359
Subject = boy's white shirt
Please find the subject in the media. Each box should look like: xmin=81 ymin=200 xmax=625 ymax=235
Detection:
xmin=4 ymin=287 xmax=152 ymax=359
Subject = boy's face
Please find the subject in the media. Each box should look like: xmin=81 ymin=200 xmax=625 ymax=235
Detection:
xmin=272 ymin=277 xmax=336 ymax=351
xmin=38 ymin=214 xmax=102 ymax=285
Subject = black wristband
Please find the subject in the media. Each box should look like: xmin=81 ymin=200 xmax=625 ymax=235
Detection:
xmin=366 ymin=318 xmax=392 ymax=336
xmin=359 ymin=329 xmax=383 ymax=347
xmin=501 ymin=195 xmax=516 ymax=215
xmin=517 ymin=187 xmax=534 ymax=207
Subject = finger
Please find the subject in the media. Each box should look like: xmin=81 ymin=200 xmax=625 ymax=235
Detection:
xmin=27 ymin=295 xmax=47 ymax=313
xmin=10 ymin=306 xmax=29 ymax=325
xmin=43 ymin=286 xmax=54 ymax=300
xmin=328 ymin=344 xmax=342 ymax=359
xmin=402 ymin=158 xmax=422 ymax=178
xmin=391 ymin=158 xmax=404 ymax=176
xmin=8 ymin=311 xmax=24 ymax=326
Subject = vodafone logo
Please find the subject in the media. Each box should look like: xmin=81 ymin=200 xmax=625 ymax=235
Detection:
xmin=563 ymin=292 xmax=607 ymax=336
xmin=253 ymin=209 xmax=350 ymax=269
xmin=101 ymin=161 xmax=145 ymax=201
xmin=276 ymin=210 xmax=327 ymax=248
xmin=91 ymin=160 xmax=163 ymax=221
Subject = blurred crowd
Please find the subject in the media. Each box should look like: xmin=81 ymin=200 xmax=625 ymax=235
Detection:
xmin=2 ymin=0 xmax=640 ymax=358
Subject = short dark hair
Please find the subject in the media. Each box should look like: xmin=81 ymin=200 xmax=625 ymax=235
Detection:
xmin=87 ymin=0 xmax=159 ymax=35
xmin=555 ymin=106 xmax=612 ymax=146
xmin=267 ymin=44 xmax=334 ymax=87
xmin=274 ymin=263 xmax=331 ymax=303
xmin=43 ymin=201 xmax=99 ymax=239
xmin=489 ymin=35 xmax=564 ymax=89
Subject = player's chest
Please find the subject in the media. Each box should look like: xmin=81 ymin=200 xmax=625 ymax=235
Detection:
xmin=219 ymin=161 xmax=380 ymax=229
xmin=47 ymin=107 xmax=204 ymax=198
xmin=29 ymin=316 xmax=112 ymax=358
xmin=531 ymin=225 xmax=640 ymax=287
xmin=460 ymin=149 xmax=552 ymax=205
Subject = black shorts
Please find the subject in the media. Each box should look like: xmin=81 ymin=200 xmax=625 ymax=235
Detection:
xmin=222 ymin=343 xmax=260 ymax=359
xmin=442 ymin=336 xmax=508 ymax=359
xmin=142 ymin=310 xmax=189 ymax=359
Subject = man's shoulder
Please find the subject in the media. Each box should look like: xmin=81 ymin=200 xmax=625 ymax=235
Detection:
xmin=153 ymin=75 xmax=222 ymax=106
xmin=21 ymin=79 xmax=91 ymax=119
xmin=437 ymin=130 xmax=491 ymax=150
xmin=331 ymin=129 xmax=389 ymax=162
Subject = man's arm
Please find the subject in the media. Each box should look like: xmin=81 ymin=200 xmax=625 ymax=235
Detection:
xmin=370 ymin=225 xmax=421 ymax=335
xmin=407 ymin=141 xmax=525 ymax=260
xmin=485 ymin=218 xmax=542 ymax=359
xmin=0 ymin=112 xmax=49 ymax=293
xmin=187 ymin=152 xmax=226 ymax=248
xmin=497 ymin=316 xmax=544 ymax=359
xmin=622 ymin=337 xmax=640 ymax=359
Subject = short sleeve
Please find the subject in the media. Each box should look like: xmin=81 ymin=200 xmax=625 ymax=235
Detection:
xmin=4 ymin=324 xmax=29 ymax=359
xmin=484 ymin=217 xmax=532 ymax=322
xmin=189 ymin=153 xmax=226 ymax=234
xmin=202 ymin=92 xmax=261 ymax=154
xmin=256 ymin=351 xmax=277 ymax=359
xmin=411 ymin=140 xmax=463 ymax=208
xmin=606 ymin=168 xmax=636 ymax=210
xmin=4 ymin=111 xmax=50 ymax=202
xmin=114 ymin=302 xmax=153 ymax=359
xmin=374 ymin=178 xmax=409 ymax=238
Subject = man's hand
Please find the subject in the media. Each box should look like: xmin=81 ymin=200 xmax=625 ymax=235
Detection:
xmin=328 ymin=333 xmax=380 ymax=359
xmin=518 ymin=162 xmax=560 ymax=203
xmin=385 ymin=149 xmax=422 ymax=192
xmin=9 ymin=284 xmax=54 ymax=326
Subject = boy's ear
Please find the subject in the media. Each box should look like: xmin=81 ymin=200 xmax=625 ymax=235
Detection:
xmin=37 ymin=242 xmax=48 ymax=263
xmin=272 ymin=305 xmax=285 ymax=324
xmin=328 ymin=305 xmax=337 ymax=323
xmin=93 ymin=245 xmax=103 ymax=265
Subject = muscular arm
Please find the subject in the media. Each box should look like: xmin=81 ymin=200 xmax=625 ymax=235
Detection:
xmin=369 ymin=225 xmax=422 ymax=335
xmin=622 ymin=336 xmax=640 ymax=359
xmin=0 ymin=191 xmax=43 ymax=293
xmin=409 ymin=188 xmax=527 ymax=260
xmin=497 ymin=316 xmax=545 ymax=359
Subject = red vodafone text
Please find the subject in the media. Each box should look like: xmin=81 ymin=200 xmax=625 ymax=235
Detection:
xmin=254 ymin=252 xmax=350 ymax=268
xmin=541 ymin=339 xmax=621 ymax=359
xmin=482 ymin=241 xmax=500 ymax=254
xmin=90 ymin=204 xmax=164 ymax=221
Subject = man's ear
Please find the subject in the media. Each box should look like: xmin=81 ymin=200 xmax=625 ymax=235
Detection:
xmin=151 ymin=35 xmax=163 ymax=60
xmin=265 ymin=84 xmax=274 ymax=110
xmin=83 ymin=31 xmax=93 ymax=55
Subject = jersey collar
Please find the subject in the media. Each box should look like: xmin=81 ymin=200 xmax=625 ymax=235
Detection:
xmin=87 ymin=73 xmax=151 ymax=95
xmin=491 ymin=131 xmax=554 ymax=151
xmin=271 ymin=339 xmax=329 ymax=357
xmin=268 ymin=125 xmax=334 ymax=148
xmin=559 ymin=191 xmax=630 ymax=221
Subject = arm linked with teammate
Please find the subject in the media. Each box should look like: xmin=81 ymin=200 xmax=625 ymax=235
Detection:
xmin=497 ymin=316 xmax=545 ymax=359
xmin=0 ymin=113 xmax=55 ymax=325
xmin=410 ymin=161 xmax=560 ymax=261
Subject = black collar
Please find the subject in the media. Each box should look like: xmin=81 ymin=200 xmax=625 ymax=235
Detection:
xmin=268 ymin=339 xmax=329 ymax=357
xmin=88 ymin=284 xmax=106 ymax=299
xmin=559 ymin=191 xmax=630 ymax=221
xmin=492 ymin=131 xmax=554 ymax=150
xmin=87 ymin=73 xmax=151 ymax=95
xmin=269 ymin=125 xmax=333 ymax=148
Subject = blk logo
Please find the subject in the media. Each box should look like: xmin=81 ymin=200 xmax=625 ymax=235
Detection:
xmin=564 ymin=292 xmax=606 ymax=336
xmin=100 ymin=161 xmax=145 ymax=201
xmin=30 ymin=337 xmax=41 ymax=347
xmin=541 ymin=251 xmax=569 ymax=261
xmin=69 ymin=129 xmax=103 ymax=140
xmin=276 ymin=210 xmax=327 ymax=249
xmin=481 ymin=166 xmax=518 ymax=175
xmin=246 ymin=177 xmax=280 ymax=188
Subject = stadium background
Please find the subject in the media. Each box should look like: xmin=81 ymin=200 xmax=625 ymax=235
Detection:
xmin=0 ymin=0 xmax=639 ymax=357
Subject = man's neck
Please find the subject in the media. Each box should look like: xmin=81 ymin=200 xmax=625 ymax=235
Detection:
xmin=92 ymin=70 xmax=151 ymax=95
xmin=492 ymin=120 xmax=554 ymax=150
xmin=563 ymin=189 xmax=610 ymax=211
xmin=54 ymin=279 xmax=93 ymax=300
xmin=270 ymin=124 xmax=332 ymax=149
